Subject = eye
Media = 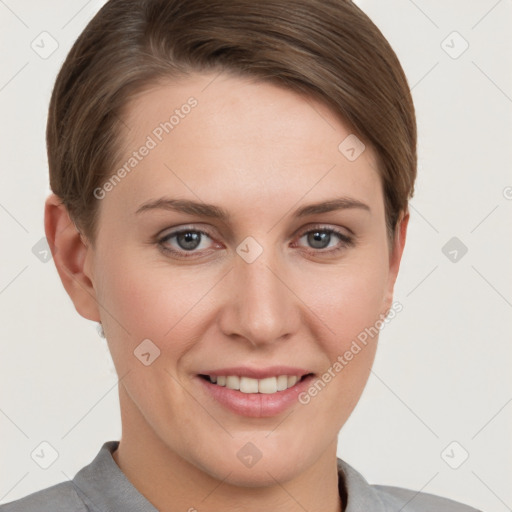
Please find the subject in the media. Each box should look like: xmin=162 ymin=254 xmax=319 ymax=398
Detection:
xmin=156 ymin=224 xmax=354 ymax=259
xmin=294 ymin=225 xmax=354 ymax=255
xmin=157 ymin=228 xmax=216 ymax=258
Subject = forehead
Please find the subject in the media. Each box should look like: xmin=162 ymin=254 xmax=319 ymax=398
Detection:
xmin=102 ymin=72 xmax=383 ymax=222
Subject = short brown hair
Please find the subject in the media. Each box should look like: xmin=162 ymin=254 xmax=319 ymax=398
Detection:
xmin=47 ymin=0 xmax=417 ymax=245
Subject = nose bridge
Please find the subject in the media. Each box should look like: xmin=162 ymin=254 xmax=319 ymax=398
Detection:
xmin=220 ymin=241 xmax=296 ymax=346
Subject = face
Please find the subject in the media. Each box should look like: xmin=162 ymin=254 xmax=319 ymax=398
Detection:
xmin=77 ymin=72 xmax=406 ymax=486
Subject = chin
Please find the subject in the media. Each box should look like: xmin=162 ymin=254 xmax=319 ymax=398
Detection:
xmin=206 ymin=458 xmax=306 ymax=488
xmin=187 ymin=438 xmax=314 ymax=488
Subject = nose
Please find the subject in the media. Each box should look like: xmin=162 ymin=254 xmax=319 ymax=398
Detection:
xmin=217 ymin=245 xmax=299 ymax=347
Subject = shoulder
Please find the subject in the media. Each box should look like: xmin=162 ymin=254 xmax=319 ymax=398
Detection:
xmin=337 ymin=458 xmax=483 ymax=512
xmin=0 ymin=481 xmax=87 ymax=512
xmin=372 ymin=484 xmax=483 ymax=512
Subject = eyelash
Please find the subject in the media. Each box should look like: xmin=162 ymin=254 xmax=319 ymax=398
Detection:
xmin=156 ymin=225 xmax=354 ymax=259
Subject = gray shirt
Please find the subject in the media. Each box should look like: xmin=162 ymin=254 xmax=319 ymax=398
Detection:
xmin=0 ymin=440 xmax=482 ymax=511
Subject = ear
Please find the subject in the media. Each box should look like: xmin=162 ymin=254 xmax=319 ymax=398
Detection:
xmin=44 ymin=193 xmax=101 ymax=322
xmin=382 ymin=210 xmax=409 ymax=314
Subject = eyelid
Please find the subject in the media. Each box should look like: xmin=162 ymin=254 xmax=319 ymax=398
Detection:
xmin=158 ymin=222 xmax=353 ymax=240
xmin=295 ymin=223 xmax=353 ymax=240
xmin=157 ymin=226 xmax=216 ymax=247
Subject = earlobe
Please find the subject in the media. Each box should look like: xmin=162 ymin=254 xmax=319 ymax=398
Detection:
xmin=44 ymin=193 xmax=101 ymax=322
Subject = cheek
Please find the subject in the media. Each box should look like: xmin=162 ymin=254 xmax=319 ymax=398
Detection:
xmin=297 ymin=248 xmax=389 ymax=394
xmin=301 ymin=250 xmax=390 ymax=347
xmin=295 ymin=260 xmax=389 ymax=426
xmin=96 ymin=250 xmax=215 ymax=365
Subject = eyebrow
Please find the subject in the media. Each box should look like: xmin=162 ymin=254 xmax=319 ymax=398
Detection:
xmin=135 ymin=196 xmax=370 ymax=220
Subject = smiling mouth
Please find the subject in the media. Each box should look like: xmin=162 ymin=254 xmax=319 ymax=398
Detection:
xmin=198 ymin=373 xmax=314 ymax=394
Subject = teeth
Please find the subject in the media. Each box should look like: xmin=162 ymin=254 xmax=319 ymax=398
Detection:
xmin=258 ymin=377 xmax=277 ymax=394
xmin=226 ymin=375 xmax=240 ymax=390
xmin=240 ymin=376 xmax=259 ymax=393
xmin=277 ymin=375 xmax=288 ymax=391
xmin=208 ymin=374 xmax=306 ymax=394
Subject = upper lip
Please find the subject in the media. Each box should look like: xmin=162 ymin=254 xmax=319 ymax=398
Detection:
xmin=198 ymin=366 xmax=314 ymax=379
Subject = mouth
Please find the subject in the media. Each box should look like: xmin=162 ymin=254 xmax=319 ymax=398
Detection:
xmin=195 ymin=365 xmax=317 ymax=417
xmin=198 ymin=373 xmax=314 ymax=394
xmin=197 ymin=371 xmax=316 ymax=417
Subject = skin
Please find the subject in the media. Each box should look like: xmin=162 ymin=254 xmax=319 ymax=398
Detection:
xmin=45 ymin=71 xmax=408 ymax=512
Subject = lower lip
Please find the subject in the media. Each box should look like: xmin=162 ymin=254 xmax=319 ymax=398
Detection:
xmin=196 ymin=374 xmax=315 ymax=418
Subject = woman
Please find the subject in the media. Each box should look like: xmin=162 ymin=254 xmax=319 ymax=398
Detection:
xmin=0 ymin=0 xmax=483 ymax=510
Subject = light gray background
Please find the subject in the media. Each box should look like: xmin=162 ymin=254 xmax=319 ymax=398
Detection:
xmin=1 ymin=1 xmax=511 ymax=510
